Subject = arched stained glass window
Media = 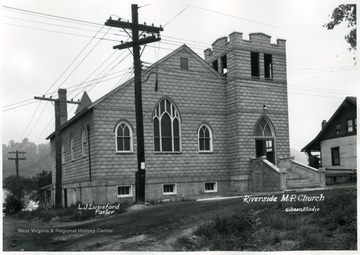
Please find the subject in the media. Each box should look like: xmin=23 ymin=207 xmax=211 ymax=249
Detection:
xmin=153 ymin=98 xmax=181 ymax=152
xmin=115 ymin=122 xmax=133 ymax=152
xmin=198 ymin=124 xmax=213 ymax=152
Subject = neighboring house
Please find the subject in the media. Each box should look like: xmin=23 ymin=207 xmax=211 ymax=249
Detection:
xmin=302 ymin=97 xmax=357 ymax=184
xmin=47 ymin=32 xmax=322 ymax=207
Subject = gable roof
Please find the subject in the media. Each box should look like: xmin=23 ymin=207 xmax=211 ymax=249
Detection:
xmin=47 ymin=44 xmax=224 ymax=139
xmin=301 ymin=96 xmax=357 ymax=153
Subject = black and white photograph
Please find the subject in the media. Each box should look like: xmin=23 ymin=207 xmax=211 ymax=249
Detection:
xmin=1 ymin=0 xmax=358 ymax=253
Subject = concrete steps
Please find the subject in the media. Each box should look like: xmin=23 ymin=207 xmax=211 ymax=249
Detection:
xmin=286 ymin=178 xmax=319 ymax=189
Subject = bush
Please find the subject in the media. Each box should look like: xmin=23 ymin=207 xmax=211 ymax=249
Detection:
xmin=4 ymin=194 xmax=24 ymax=215
xmin=299 ymin=227 xmax=326 ymax=250
xmin=260 ymin=208 xmax=301 ymax=230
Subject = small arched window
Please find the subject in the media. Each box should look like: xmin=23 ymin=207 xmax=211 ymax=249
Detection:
xmin=115 ymin=122 xmax=133 ymax=152
xmin=198 ymin=124 xmax=213 ymax=152
xmin=153 ymin=98 xmax=181 ymax=152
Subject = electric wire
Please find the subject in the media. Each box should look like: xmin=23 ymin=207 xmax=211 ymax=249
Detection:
xmin=188 ymin=4 xmax=285 ymax=29
xmin=2 ymin=5 xmax=103 ymax=27
xmin=3 ymin=15 xmax=128 ymax=38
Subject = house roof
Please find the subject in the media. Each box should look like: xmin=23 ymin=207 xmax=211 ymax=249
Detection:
xmin=47 ymin=44 xmax=224 ymax=140
xmin=301 ymin=96 xmax=357 ymax=153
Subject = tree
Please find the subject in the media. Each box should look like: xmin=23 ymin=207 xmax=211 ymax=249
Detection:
xmin=324 ymin=4 xmax=357 ymax=52
xmin=3 ymin=175 xmax=36 ymax=196
xmin=32 ymin=170 xmax=52 ymax=201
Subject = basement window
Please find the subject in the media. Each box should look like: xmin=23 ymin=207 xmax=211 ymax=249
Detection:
xmin=264 ymin=54 xmax=273 ymax=79
xmin=117 ymin=185 xmax=132 ymax=197
xmin=212 ymin=60 xmax=218 ymax=72
xmin=204 ymin=182 xmax=217 ymax=193
xmin=163 ymin=184 xmax=177 ymax=195
xmin=221 ymin=55 xmax=227 ymax=74
xmin=251 ymin=52 xmax=260 ymax=77
xmin=180 ymin=58 xmax=189 ymax=70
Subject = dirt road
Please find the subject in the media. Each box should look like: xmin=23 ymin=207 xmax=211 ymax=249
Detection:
xmin=4 ymin=196 xmax=252 ymax=251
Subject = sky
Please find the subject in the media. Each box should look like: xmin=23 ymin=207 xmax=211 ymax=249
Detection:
xmin=1 ymin=0 xmax=359 ymax=153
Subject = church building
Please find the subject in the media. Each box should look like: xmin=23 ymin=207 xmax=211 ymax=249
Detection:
xmin=47 ymin=32 xmax=323 ymax=207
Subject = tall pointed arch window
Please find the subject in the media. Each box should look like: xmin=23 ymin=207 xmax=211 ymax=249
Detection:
xmin=153 ymin=98 xmax=181 ymax=152
xmin=115 ymin=121 xmax=133 ymax=152
xmin=254 ymin=117 xmax=276 ymax=164
xmin=81 ymin=127 xmax=88 ymax=157
xmin=198 ymin=124 xmax=213 ymax=152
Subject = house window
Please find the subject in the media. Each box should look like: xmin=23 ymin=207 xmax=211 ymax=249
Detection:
xmin=204 ymin=182 xmax=217 ymax=193
xmin=251 ymin=52 xmax=260 ymax=77
xmin=163 ymin=184 xmax=177 ymax=195
xmin=153 ymin=98 xmax=181 ymax=152
xmin=180 ymin=58 xmax=189 ymax=70
xmin=221 ymin=55 xmax=227 ymax=74
xmin=117 ymin=185 xmax=132 ymax=197
xmin=331 ymin=147 xmax=340 ymax=166
xmin=347 ymin=119 xmax=354 ymax=133
xmin=198 ymin=124 xmax=213 ymax=152
xmin=82 ymin=127 xmax=88 ymax=157
xmin=115 ymin=122 xmax=133 ymax=152
xmin=335 ymin=123 xmax=342 ymax=135
xmin=61 ymin=143 xmax=66 ymax=164
xmin=212 ymin=60 xmax=218 ymax=72
xmin=70 ymin=135 xmax=75 ymax=161
xmin=355 ymin=118 xmax=357 ymax=130
xmin=264 ymin=54 xmax=273 ymax=79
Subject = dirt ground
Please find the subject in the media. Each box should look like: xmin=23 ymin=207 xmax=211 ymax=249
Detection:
xmin=3 ymin=197 xmax=251 ymax=251
xmin=3 ymin=186 xmax=357 ymax=251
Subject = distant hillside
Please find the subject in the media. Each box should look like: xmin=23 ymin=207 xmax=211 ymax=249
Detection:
xmin=290 ymin=147 xmax=308 ymax=165
xmin=3 ymin=139 xmax=51 ymax=179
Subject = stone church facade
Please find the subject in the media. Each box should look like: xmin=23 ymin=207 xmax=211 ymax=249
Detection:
xmin=48 ymin=32 xmax=295 ymax=206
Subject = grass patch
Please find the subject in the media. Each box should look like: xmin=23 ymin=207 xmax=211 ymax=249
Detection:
xmin=175 ymin=187 xmax=357 ymax=251
xmin=260 ymin=208 xmax=301 ymax=230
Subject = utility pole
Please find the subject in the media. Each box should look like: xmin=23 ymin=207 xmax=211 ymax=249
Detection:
xmin=105 ymin=4 xmax=163 ymax=203
xmin=8 ymin=151 xmax=26 ymax=198
xmin=34 ymin=89 xmax=80 ymax=208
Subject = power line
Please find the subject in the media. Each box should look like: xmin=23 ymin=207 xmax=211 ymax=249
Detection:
xmin=3 ymin=15 xmax=127 ymax=38
xmin=2 ymin=100 xmax=38 ymax=112
xmin=2 ymin=5 xmax=103 ymax=27
xmin=22 ymin=153 xmax=51 ymax=171
xmin=48 ymin=26 xmax=111 ymax=97
xmin=164 ymin=4 xmax=191 ymax=27
xmin=189 ymin=4 xmax=285 ymax=29
xmin=3 ymin=22 xmax=120 ymax=42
